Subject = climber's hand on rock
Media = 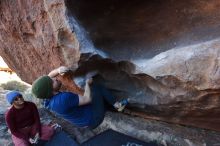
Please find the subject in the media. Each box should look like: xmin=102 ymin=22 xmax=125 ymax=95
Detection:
xmin=58 ymin=66 xmax=70 ymax=75
xmin=86 ymin=78 xmax=93 ymax=85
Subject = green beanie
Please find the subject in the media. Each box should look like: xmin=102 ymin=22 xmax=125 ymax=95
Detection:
xmin=32 ymin=75 xmax=53 ymax=99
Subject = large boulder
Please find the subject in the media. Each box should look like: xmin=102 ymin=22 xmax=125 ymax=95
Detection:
xmin=1 ymin=0 xmax=220 ymax=132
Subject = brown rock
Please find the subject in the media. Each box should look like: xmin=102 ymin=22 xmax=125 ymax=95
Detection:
xmin=0 ymin=0 xmax=80 ymax=84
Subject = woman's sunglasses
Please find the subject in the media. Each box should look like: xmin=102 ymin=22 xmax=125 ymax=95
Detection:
xmin=14 ymin=95 xmax=23 ymax=101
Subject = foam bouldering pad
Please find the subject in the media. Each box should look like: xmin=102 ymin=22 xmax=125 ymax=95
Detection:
xmin=44 ymin=131 xmax=79 ymax=146
xmin=82 ymin=129 xmax=160 ymax=146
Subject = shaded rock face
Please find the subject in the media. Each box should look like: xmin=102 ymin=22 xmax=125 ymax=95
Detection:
xmin=1 ymin=0 xmax=220 ymax=132
xmin=66 ymin=0 xmax=220 ymax=60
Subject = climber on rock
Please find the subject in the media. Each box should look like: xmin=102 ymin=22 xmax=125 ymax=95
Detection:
xmin=5 ymin=91 xmax=54 ymax=146
xmin=31 ymin=66 xmax=129 ymax=129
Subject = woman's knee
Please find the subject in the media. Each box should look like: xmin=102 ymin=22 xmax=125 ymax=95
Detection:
xmin=40 ymin=125 xmax=54 ymax=140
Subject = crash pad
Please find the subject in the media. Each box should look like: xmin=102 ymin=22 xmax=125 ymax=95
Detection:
xmin=44 ymin=131 xmax=79 ymax=146
xmin=82 ymin=129 xmax=160 ymax=146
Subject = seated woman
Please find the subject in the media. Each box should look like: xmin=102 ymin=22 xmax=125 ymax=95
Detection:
xmin=5 ymin=91 xmax=54 ymax=146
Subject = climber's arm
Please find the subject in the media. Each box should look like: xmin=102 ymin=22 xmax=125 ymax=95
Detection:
xmin=78 ymin=78 xmax=92 ymax=106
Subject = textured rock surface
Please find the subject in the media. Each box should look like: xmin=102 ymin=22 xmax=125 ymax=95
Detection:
xmin=140 ymin=39 xmax=220 ymax=90
xmin=0 ymin=0 xmax=80 ymax=83
xmin=1 ymin=0 xmax=220 ymax=133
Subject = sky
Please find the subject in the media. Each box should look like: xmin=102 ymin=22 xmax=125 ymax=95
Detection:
xmin=0 ymin=56 xmax=8 ymax=67
xmin=0 ymin=56 xmax=23 ymax=84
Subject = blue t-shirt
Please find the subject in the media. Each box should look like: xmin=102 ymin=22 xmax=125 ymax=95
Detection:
xmin=44 ymin=92 xmax=92 ymax=127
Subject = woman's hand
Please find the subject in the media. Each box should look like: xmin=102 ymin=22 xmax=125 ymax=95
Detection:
xmin=29 ymin=133 xmax=39 ymax=144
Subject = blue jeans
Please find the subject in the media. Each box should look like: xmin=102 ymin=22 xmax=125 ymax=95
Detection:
xmin=89 ymin=83 xmax=116 ymax=129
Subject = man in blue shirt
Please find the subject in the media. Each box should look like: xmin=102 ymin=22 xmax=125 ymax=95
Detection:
xmin=32 ymin=66 xmax=128 ymax=129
